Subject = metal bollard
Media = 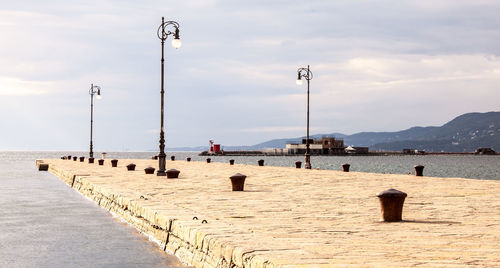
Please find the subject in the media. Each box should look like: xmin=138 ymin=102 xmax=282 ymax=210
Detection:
xmin=186 ymin=157 xmax=191 ymax=162
xmin=342 ymin=163 xmax=350 ymax=172
xmin=111 ymin=159 xmax=118 ymax=167
xmin=126 ymin=163 xmax=136 ymax=171
xmin=229 ymin=159 xmax=235 ymax=165
xmin=79 ymin=156 xmax=85 ymax=162
xmin=98 ymin=159 xmax=104 ymax=165
xmin=166 ymin=169 xmax=180 ymax=179
xmin=257 ymin=159 xmax=264 ymax=166
xmin=170 ymin=155 xmax=175 ymax=161
xmin=414 ymin=165 xmax=424 ymax=176
xmin=67 ymin=155 xmax=71 ymax=160
xmin=73 ymin=156 xmax=77 ymax=161
xmin=206 ymin=158 xmax=211 ymax=163
xmin=295 ymin=161 xmax=302 ymax=168
xmin=88 ymin=157 xmax=95 ymax=164
xmin=229 ymin=173 xmax=246 ymax=191
xmin=144 ymin=167 xmax=155 ymax=174
xmin=376 ymin=188 xmax=407 ymax=222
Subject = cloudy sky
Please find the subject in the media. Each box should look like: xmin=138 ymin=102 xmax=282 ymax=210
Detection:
xmin=1 ymin=0 xmax=500 ymax=151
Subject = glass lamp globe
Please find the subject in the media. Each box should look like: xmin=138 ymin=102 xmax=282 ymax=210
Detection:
xmin=172 ymin=38 xmax=182 ymax=49
xmin=96 ymin=94 xmax=102 ymax=100
xmin=296 ymin=79 xmax=303 ymax=85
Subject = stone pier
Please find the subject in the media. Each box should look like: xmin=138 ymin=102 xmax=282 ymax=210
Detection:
xmin=36 ymin=159 xmax=500 ymax=267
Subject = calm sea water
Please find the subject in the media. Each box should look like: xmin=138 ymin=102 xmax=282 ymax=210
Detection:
xmin=6 ymin=151 xmax=498 ymax=180
xmin=0 ymin=151 xmax=187 ymax=267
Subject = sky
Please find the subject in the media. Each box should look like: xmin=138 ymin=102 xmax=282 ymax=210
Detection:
xmin=1 ymin=0 xmax=500 ymax=151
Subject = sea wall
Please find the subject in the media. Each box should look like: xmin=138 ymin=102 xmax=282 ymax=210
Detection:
xmin=36 ymin=159 xmax=500 ymax=267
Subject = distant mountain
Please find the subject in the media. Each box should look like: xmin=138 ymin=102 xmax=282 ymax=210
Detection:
xmin=169 ymin=112 xmax=500 ymax=153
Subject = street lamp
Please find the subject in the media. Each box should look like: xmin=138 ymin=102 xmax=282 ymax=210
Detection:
xmin=296 ymin=65 xmax=313 ymax=169
xmin=89 ymin=83 xmax=102 ymax=159
xmin=156 ymin=17 xmax=181 ymax=176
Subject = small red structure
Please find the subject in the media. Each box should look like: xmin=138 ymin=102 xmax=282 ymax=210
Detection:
xmin=209 ymin=140 xmax=222 ymax=154
xmin=213 ymin=144 xmax=221 ymax=153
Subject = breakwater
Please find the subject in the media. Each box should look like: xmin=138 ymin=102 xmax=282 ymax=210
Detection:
xmin=37 ymin=158 xmax=500 ymax=267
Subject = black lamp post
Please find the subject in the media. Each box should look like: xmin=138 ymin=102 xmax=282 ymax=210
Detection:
xmin=156 ymin=17 xmax=181 ymax=176
xmin=89 ymin=83 xmax=101 ymax=158
xmin=296 ymin=65 xmax=313 ymax=169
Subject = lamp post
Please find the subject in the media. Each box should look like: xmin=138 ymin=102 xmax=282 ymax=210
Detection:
xmin=156 ymin=17 xmax=181 ymax=176
xmin=89 ymin=83 xmax=102 ymax=158
xmin=296 ymin=65 xmax=313 ymax=169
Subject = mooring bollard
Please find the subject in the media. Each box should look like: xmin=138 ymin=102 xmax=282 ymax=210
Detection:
xmin=414 ymin=165 xmax=424 ymax=176
xmin=376 ymin=188 xmax=407 ymax=222
xmin=186 ymin=157 xmax=191 ymax=162
xmin=342 ymin=163 xmax=350 ymax=172
xmin=67 ymin=155 xmax=71 ymax=160
xmin=166 ymin=169 xmax=180 ymax=179
xmin=111 ymin=159 xmax=118 ymax=167
xmin=38 ymin=163 xmax=49 ymax=171
xmin=73 ymin=156 xmax=77 ymax=161
xmin=144 ymin=166 xmax=155 ymax=174
xmin=295 ymin=161 xmax=302 ymax=168
xmin=230 ymin=173 xmax=247 ymax=191
xmin=258 ymin=159 xmax=264 ymax=166
xmin=206 ymin=158 xmax=211 ymax=163
xmin=229 ymin=159 xmax=235 ymax=165
xmin=171 ymin=155 xmax=175 ymax=161
xmin=88 ymin=157 xmax=94 ymax=164
xmin=126 ymin=163 xmax=136 ymax=171
xmin=79 ymin=156 xmax=85 ymax=162
xmin=98 ymin=159 xmax=104 ymax=165
xmin=60 ymin=156 xmax=65 ymax=160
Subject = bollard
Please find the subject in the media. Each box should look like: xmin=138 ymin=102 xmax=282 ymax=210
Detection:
xmin=342 ymin=163 xmax=350 ymax=172
xmin=376 ymin=188 xmax=407 ymax=222
xmin=171 ymin=155 xmax=175 ymax=161
xmin=38 ymin=163 xmax=49 ymax=171
xmin=88 ymin=157 xmax=95 ymax=164
xmin=414 ymin=165 xmax=424 ymax=176
xmin=206 ymin=158 xmax=211 ymax=163
xmin=186 ymin=157 xmax=191 ymax=162
xmin=230 ymin=173 xmax=246 ymax=191
xmin=61 ymin=156 xmax=65 ymax=160
xmin=73 ymin=156 xmax=77 ymax=161
xmin=166 ymin=169 xmax=180 ymax=179
xmin=111 ymin=159 xmax=118 ymax=167
xmin=295 ymin=161 xmax=302 ymax=168
xmin=98 ymin=159 xmax=104 ymax=165
xmin=229 ymin=159 xmax=235 ymax=165
xmin=126 ymin=163 xmax=136 ymax=171
xmin=144 ymin=166 xmax=155 ymax=174
xmin=79 ymin=156 xmax=85 ymax=162
xmin=67 ymin=155 xmax=71 ymax=160
xmin=258 ymin=159 xmax=264 ymax=166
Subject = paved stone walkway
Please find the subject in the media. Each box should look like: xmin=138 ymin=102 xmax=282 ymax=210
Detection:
xmin=40 ymin=158 xmax=500 ymax=267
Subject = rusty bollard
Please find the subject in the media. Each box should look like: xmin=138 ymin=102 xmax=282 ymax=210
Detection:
xmin=126 ymin=163 xmax=136 ymax=171
xmin=414 ymin=165 xmax=424 ymax=176
xmin=61 ymin=156 xmax=66 ymax=160
xmin=38 ymin=163 xmax=49 ymax=171
xmin=295 ymin=161 xmax=302 ymax=168
xmin=186 ymin=157 xmax=191 ymax=162
xmin=258 ymin=159 xmax=264 ymax=166
xmin=67 ymin=155 xmax=71 ymax=160
xmin=342 ymin=163 xmax=350 ymax=172
xmin=73 ymin=156 xmax=77 ymax=161
xmin=98 ymin=159 xmax=104 ymax=165
xmin=166 ymin=169 xmax=180 ymax=179
xmin=79 ymin=156 xmax=85 ymax=162
xmin=376 ymin=188 xmax=407 ymax=222
xmin=230 ymin=173 xmax=247 ymax=191
xmin=229 ymin=159 xmax=235 ymax=165
xmin=111 ymin=159 xmax=118 ymax=167
xmin=88 ymin=157 xmax=94 ymax=164
xmin=144 ymin=167 xmax=155 ymax=174
xmin=171 ymin=155 xmax=175 ymax=161
xmin=151 ymin=155 xmax=158 ymax=160
xmin=206 ymin=158 xmax=211 ymax=163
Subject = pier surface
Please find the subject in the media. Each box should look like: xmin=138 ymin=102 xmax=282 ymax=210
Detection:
xmin=38 ymin=158 xmax=500 ymax=267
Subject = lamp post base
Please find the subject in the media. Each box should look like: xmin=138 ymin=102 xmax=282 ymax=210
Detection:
xmin=305 ymin=154 xmax=311 ymax=169
xmin=157 ymin=170 xmax=166 ymax=176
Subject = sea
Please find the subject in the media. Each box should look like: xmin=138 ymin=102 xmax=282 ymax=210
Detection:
xmin=1 ymin=151 xmax=498 ymax=267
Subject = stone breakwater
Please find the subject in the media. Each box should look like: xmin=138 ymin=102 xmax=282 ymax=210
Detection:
xmin=37 ymin=158 xmax=500 ymax=267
